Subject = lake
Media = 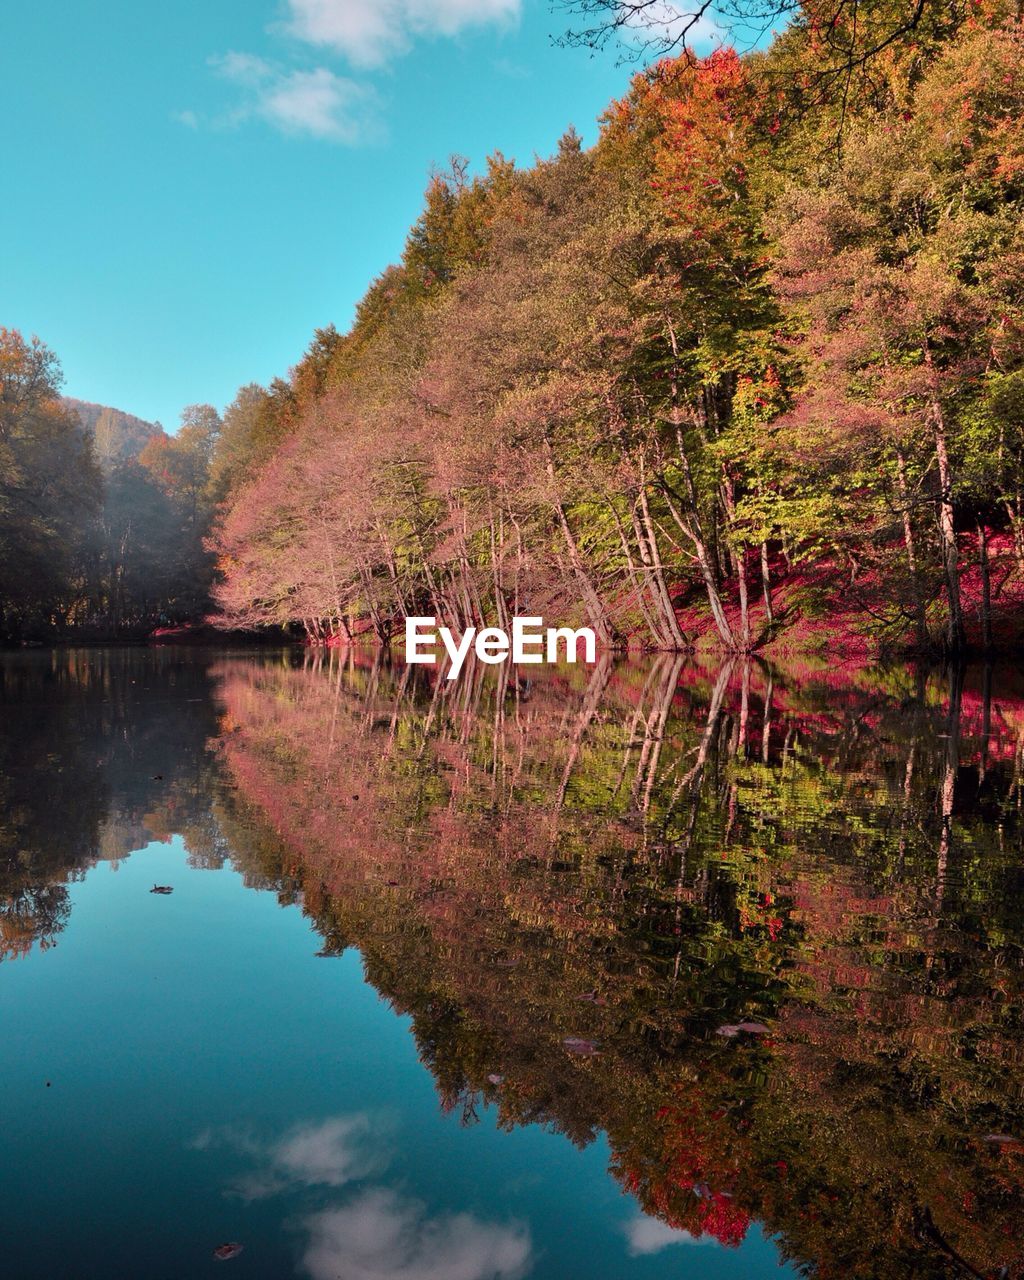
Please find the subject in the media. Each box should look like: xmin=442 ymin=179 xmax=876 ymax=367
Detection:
xmin=0 ymin=647 xmax=1021 ymax=1279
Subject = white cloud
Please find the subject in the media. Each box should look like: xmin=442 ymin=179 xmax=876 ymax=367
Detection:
xmin=302 ymin=1188 xmax=532 ymax=1280
xmin=260 ymin=67 xmax=375 ymax=141
xmin=211 ymin=51 xmax=381 ymax=143
xmin=172 ymin=108 xmax=199 ymax=128
xmin=193 ymin=0 xmax=519 ymax=144
xmin=623 ymin=1214 xmax=709 ymax=1256
xmin=617 ymin=0 xmax=723 ymax=52
xmin=215 ymin=50 xmax=275 ymax=86
xmin=192 ymin=1113 xmax=390 ymax=1201
xmin=284 ymin=0 xmax=522 ymax=68
xmin=273 ymin=1115 xmax=387 ymax=1188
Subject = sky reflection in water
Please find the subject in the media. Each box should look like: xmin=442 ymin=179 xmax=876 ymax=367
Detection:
xmin=0 ymin=647 xmax=1021 ymax=1279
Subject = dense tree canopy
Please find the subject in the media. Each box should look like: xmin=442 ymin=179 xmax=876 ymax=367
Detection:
xmin=207 ymin=11 xmax=1024 ymax=657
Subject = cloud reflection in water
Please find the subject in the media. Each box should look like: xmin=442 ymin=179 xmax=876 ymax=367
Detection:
xmin=194 ymin=1113 xmax=533 ymax=1278
xmin=302 ymin=1187 xmax=532 ymax=1280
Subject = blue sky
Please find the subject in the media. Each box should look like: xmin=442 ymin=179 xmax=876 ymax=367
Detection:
xmin=0 ymin=0 xmax=646 ymax=430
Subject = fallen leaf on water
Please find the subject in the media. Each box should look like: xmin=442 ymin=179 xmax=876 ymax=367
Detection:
xmin=718 ymin=1021 xmax=770 ymax=1037
xmin=563 ymin=1037 xmax=600 ymax=1057
xmin=150 ymin=885 xmax=173 ymax=895
xmin=213 ymin=1243 xmax=244 ymax=1261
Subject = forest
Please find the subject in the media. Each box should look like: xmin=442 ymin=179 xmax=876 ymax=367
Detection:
xmin=3 ymin=0 xmax=1024 ymax=654
xmin=0 ymin=333 xmax=223 ymax=640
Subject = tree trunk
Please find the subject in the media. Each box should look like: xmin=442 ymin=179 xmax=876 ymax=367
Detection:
xmin=760 ymin=541 xmax=774 ymax=628
xmin=895 ymin=450 xmax=927 ymax=648
xmin=977 ymin=520 xmax=992 ymax=652
xmin=720 ymin=471 xmax=750 ymax=651
xmin=635 ymin=480 xmax=687 ymax=649
xmin=660 ymin=483 xmax=736 ymax=649
xmin=489 ymin=513 xmax=508 ymax=631
xmin=736 ymin=545 xmax=751 ymax=651
xmin=610 ymin=497 xmax=664 ymax=647
xmin=923 ymin=346 xmax=964 ymax=650
xmin=543 ymin=436 xmax=613 ymax=644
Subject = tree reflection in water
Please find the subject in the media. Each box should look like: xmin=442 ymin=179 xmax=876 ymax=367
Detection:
xmin=0 ymin=648 xmax=225 ymax=959
xmin=212 ymin=648 xmax=1024 ymax=1280
xmin=2 ymin=647 xmax=1022 ymax=1278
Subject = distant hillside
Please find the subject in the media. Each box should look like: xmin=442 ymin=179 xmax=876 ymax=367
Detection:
xmin=64 ymin=398 xmax=164 ymax=469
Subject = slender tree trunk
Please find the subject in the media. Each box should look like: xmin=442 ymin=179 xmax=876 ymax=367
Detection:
xmin=924 ymin=347 xmax=964 ymax=649
xmin=661 ymin=484 xmax=736 ymax=649
xmin=636 ymin=478 xmax=687 ymax=649
xmin=696 ymin=543 xmax=736 ymax=649
xmin=895 ymin=450 xmax=927 ymax=648
xmin=416 ymin=534 xmax=446 ymax=622
xmin=543 ymin=435 xmax=613 ymax=644
xmin=609 ymin=497 xmax=664 ymax=647
xmin=458 ymin=507 xmax=487 ymax=626
xmin=358 ymin=560 xmax=388 ymax=643
xmin=760 ymin=541 xmax=774 ymax=628
xmin=977 ymin=520 xmax=992 ymax=652
xmin=669 ymin=426 xmax=738 ymax=649
xmin=736 ymin=545 xmax=751 ymax=651
xmin=489 ymin=512 xmax=508 ymax=631
xmin=509 ymin=515 xmax=524 ymax=618
xmin=720 ymin=470 xmax=750 ymax=651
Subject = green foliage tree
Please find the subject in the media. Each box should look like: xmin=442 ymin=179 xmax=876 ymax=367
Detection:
xmin=0 ymin=329 xmax=102 ymax=640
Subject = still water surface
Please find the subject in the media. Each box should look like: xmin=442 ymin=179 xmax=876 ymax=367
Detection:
xmin=0 ymin=648 xmax=1022 ymax=1279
